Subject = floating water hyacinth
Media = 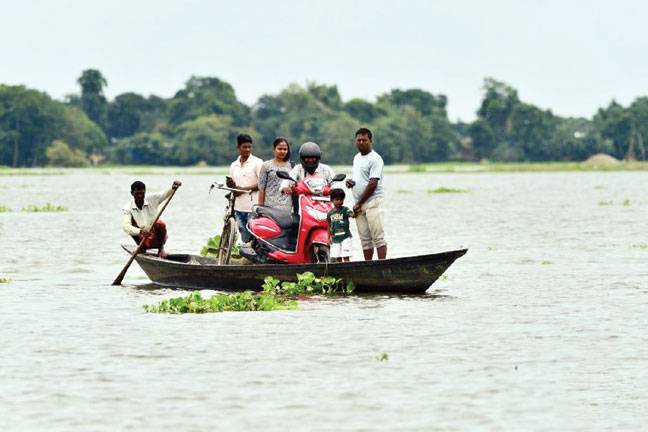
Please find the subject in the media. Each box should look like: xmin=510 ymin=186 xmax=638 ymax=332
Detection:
xmin=200 ymin=233 xmax=240 ymax=258
xmin=428 ymin=187 xmax=469 ymax=193
xmin=21 ymin=203 xmax=68 ymax=212
xmin=143 ymin=290 xmax=297 ymax=314
xmin=144 ymin=272 xmax=355 ymax=314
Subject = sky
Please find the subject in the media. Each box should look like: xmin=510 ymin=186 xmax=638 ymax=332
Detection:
xmin=1 ymin=0 xmax=647 ymax=121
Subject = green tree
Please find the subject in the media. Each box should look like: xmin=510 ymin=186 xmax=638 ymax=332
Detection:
xmin=174 ymin=114 xmax=259 ymax=165
xmin=46 ymin=140 xmax=89 ymax=167
xmin=60 ymin=106 xmax=108 ymax=155
xmin=108 ymin=93 xmax=167 ymax=139
xmin=0 ymin=85 xmax=65 ymax=167
xmin=167 ymin=76 xmax=250 ymax=126
xmin=344 ymin=98 xmax=383 ymax=123
xmin=77 ymin=69 xmax=108 ymax=130
xmin=107 ymin=132 xmax=175 ymax=165
xmin=317 ymin=113 xmax=360 ymax=164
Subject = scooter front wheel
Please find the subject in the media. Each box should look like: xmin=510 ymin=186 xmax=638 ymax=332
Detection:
xmin=311 ymin=244 xmax=330 ymax=264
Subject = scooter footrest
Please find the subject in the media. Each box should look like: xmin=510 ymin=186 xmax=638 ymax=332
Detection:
xmin=239 ymin=246 xmax=257 ymax=262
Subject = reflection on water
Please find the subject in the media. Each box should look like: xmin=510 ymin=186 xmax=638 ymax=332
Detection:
xmin=1 ymin=170 xmax=647 ymax=431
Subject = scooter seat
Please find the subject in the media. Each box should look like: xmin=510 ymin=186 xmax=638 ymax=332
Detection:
xmin=254 ymin=205 xmax=298 ymax=229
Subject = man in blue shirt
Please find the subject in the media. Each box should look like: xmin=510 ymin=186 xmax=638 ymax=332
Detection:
xmin=345 ymin=128 xmax=387 ymax=260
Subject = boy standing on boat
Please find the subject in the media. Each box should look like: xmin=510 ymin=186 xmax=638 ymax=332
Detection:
xmin=327 ymin=188 xmax=354 ymax=262
xmin=346 ymin=128 xmax=387 ymax=260
xmin=227 ymin=134 xmax=263 ymax=244
xmin=122 ymin=180 xmax=181 ymax=258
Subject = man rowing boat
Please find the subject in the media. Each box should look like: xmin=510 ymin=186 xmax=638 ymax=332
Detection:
xmin=122 ymin=180 xmax=181 ymax=258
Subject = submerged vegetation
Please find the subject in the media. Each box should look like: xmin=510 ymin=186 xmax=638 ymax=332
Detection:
xmin=0 ymin=205 xmax=11 ymax=213
xmin=428 ymin=187 xmax=469 ymax=193
xmin=21 ymin=203 xmax=68 ymax=212
xmin=0 ymin=277 xmax=11 ymax=283
xmin=374 ymin=353 xmax=389 ymax=361
xmin=144 ymin=272 xmax=355 ymax=314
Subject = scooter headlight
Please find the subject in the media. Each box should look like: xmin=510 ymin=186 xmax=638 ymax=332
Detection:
xmin=307 ymin=207 xmax=328 ymax=221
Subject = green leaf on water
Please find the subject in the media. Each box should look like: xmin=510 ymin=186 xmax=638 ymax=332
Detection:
xmin=374 ymin=353 xmax=389 ymax=361
xmin=21 ymin=203 xmax=67 ymax=212
xmin=428 ymin=187 xmax=469 ymax=193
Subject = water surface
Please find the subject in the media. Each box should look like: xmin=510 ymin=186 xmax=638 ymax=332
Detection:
xmin=1 ymin=170 xmax=646 ymax=431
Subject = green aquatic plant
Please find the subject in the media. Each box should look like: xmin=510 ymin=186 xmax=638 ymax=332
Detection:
xmin=428 ymin=187 xmax=469 ymax=194
xmin=0 ymin=205 xmax=11 ymax=213
xmin=144 ymin=290 xmax=297 ymax=314
xmin=144 ymin=272 xmax=354 ymax=314
xmin=594 ymin=185 xmax=606 ymax=190
xmin=632 ymin=244 xmax=648 ymax=249
xmin=200 ymin=234 xmax=240 ymax=258
xmin=262 ymin=272 xmax=355 ymax=296
xmin=0 ymin=277 xmax=11 ymax=283
xmin=541 ymin=260 xmax=553 ymax=265
xmin=21 ymin=203 xmax=68 ymax=212
xmin=374 ymin=353 xmax=389 ymax=361
xmin=407 ymin=164 xmax=427 ymax=173
xmin=622 ymin=199 xmax=631 ymax=206
xmin=396 ymin=189 xmax=412 ymax=194
xmin=598 ymin=200 xmax=613 ymax=206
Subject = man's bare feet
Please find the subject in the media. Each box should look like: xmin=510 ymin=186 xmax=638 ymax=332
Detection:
xmin=158 ymin=248 xmax=168 ymax=259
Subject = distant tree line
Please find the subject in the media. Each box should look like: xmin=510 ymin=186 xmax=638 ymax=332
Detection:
xmin=0 ymin=69 xmax=645 ymax=167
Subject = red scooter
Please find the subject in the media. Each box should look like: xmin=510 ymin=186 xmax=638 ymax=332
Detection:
xmin=239 ymin=171 xmax=346 ymax=264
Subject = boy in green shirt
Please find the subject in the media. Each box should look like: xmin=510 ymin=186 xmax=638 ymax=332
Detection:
xmin=327 ymin=188 xmax=355 ymax=262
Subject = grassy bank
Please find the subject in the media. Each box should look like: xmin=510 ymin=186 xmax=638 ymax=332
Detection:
xmin=2 ymin=161 xmax=647 ymax=176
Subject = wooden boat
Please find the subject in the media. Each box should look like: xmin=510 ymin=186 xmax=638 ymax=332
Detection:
xmin=123 ymin=245 xmax=467 ymax=294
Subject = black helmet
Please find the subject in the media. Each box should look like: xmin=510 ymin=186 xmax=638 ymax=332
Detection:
xmin=299 ymin=141 xmax=321 ymax=174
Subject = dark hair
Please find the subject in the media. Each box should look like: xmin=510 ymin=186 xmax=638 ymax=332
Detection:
xmin=130 ymin=181 xmax=146 ymax=193
xmin=272 ymin=137 xmax=291 ymax=162
xmin=237 ymin=133 xmax=253 ymax=146
xmin=355 ymin=127 xmax=373 ymax=140
xmin=330 ymin=188 xmax=346 ymax=200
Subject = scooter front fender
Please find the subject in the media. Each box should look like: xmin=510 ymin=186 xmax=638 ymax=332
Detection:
xmin=309 ymin=228 xmax=330 ymax=246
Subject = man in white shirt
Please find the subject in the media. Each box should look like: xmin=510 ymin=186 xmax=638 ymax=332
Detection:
xmin=122 ymin=180 xmax=181 ymax=258
xmin=345 ymin=128 xmax=387 ymax=260
xmin=227 ymin=134 xmax=263 ymax=243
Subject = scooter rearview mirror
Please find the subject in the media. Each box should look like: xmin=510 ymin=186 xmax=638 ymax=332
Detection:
xmin=276 ymin=171 xmax=295 ymax=182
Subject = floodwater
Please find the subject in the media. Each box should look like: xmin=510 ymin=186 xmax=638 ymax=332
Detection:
xmin=0 ymin=169 xmax=646 ymax=431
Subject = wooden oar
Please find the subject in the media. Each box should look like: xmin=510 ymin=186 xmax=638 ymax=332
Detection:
xmin=112 ymin=185 xmax=180 ymax=286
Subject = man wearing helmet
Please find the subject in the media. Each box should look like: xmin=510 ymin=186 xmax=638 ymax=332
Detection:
xmin=280 ymin=142 xmax=335 ymax=195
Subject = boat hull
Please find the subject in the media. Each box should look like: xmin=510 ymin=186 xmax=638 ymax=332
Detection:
xmin=125 ymin=246 xmax=467 ymax=294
